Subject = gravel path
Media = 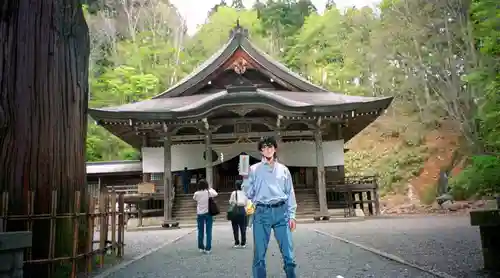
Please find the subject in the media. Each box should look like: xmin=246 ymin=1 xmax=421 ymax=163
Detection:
xmin=94 ymin=228 xmax=195 ymax=260
xmin=310 ymin=215 xmax=488 ymax=278
xmin=104 ymin=225 xmax=435 ymax=278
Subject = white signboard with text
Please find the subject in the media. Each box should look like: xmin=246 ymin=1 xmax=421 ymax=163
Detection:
xmin=238 ymin=154 xmax=250 ymax=176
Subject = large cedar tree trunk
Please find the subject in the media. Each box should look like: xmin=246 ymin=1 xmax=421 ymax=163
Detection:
xmin=0 ymin=0 xmax=89 ymax=275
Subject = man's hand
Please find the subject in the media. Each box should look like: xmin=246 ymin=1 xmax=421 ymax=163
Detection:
xmin=289 ymin=219 xmax=296 ymax=231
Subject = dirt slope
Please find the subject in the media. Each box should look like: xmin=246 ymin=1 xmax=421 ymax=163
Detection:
xmin=345 ymin=111 xmax=460 ymax=208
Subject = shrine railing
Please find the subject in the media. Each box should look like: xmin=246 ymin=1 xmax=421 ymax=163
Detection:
xmin=325 ymin=175 xmax=380 ymax=216
xmin=326 ymin=175 xmax=378 ymax=191
xmin=0 ymin=190 xmax=125 ymax=278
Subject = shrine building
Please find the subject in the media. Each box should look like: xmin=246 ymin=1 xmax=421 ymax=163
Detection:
xmin=88 ymin=23 xmax=393 ymax=227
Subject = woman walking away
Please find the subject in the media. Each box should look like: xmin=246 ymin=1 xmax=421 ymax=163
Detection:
xmin=229 ymin=180 xmax=249 ymax=248
xmin=193 ymin=179 xmax=218 ymax=254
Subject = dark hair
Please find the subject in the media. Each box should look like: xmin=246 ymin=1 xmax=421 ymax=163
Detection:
xmin=258 ymin=136 xmax=278 ymax=151
xmin=235 ymin=180 xmax=243 ymax=191
xmin=184 ymin=167 xmax=188 ymax=170
xmin=198 ymin=179 xmax=209 ymax=190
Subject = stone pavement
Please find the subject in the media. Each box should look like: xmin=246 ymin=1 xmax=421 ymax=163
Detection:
xmin=103 ymin=225 xmax=436 ymax=278
xmin=310 ymin=216 xmax=487 ymax=278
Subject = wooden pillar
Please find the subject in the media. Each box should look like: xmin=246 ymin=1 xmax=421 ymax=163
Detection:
xmin=97 ymin=177 xmax=101 ymax=197
xmin=142 ymin=134 xmax=150 ymax=182
xmin=205 ymin=132 xmax=213 ymax=188
xmin=314 ymin=127 xmax=329 ymax=219
xmin=305 ymin=168 xmax=314 ymax=189
xmin=275 ymin=115 xmax=283 ymax=161
xmin=162 ymin=133 xmax=178 ymax=228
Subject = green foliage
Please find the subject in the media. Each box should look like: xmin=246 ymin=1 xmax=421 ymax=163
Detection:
xmin=84 ymin=0 xmax=499 ymax=200
xmin=450 ymin=155 xmax=500 ymax=199
xmin=345 ymin=145 xmax=427 ymax=195
xmin=448 ymin=0 xmax=500 ymax=198
xmin=189 ymin=6 xmax=265 ymax=61
xmin=91 ymin=65 xmax=160 ymax=107
xmin=420 ymin=184 xmax=438 ymax=205
xmin=377 ymin=147 xmax=427 ymax=194
xmin=86 ymin=122 xmax=140 ymax=161
xmin=285 ymin=7 xmax=375 ymax=95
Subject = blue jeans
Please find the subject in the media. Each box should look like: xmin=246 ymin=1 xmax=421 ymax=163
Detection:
xmin=197 ymin=213 xmax=213 ymax=251
xmin=252 ymin=204 xmax=296 ymax=278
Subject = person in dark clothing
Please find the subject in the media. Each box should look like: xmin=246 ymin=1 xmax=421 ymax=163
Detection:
xmin=229 ymin=180 xmax=249 ymax=248
xmin=182 ymin=167 xmax=191 ymax=194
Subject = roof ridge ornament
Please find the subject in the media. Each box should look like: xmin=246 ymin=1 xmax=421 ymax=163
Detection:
xmin=229 ymin=19 xmax=249 ymax=40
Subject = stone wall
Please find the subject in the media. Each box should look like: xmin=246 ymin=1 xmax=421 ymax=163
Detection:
xmin=0 ymin=232 xmax=32 ymax=278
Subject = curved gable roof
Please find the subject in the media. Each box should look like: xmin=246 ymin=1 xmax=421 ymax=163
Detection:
xmin=89 ymin=89 xmax=393 ymax=121
xmin=153 ymin=24 xmax=327 ymax=98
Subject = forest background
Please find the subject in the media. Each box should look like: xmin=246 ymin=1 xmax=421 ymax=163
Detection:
xmin=84 ymin=0 xmax=499 ymax=203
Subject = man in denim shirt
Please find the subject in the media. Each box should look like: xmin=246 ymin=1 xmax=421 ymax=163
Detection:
xmin=243 ymin=136 xmax=297 ymax=278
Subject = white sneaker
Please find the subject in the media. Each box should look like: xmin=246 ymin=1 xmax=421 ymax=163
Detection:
xmin=199 ymin=249 xmax=205 ymax=253
xmin=204 ymin=250 xmax=211 ymax=254
xmin=233 ymin=245 xmax=240 ymax=248
xmin=240 ymin=245 xmax=246 ymax=248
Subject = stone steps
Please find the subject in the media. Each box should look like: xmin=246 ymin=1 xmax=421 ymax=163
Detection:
xmin=172 ymin=189 xmax=320 ymax=222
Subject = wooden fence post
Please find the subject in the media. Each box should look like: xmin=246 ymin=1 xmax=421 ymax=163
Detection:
xmin=48 ymin=190 xmax=58 ymax=277
xmin=98 ymin=191 xmax=107 ymax=267
xmin=86 ymin=193 xmax=95 ymax=274
xmin=71 ymin=191 xmax=81 ymax=278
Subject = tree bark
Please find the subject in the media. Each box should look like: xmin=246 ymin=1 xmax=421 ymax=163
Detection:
xmin=0 ymin=0 xmax=89 ymax=276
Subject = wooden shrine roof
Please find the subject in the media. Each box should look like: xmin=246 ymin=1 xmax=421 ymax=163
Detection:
xmin=151 ymin=23 xmax=328 ymax=98
xmin=86 ymin=160 xmax=142 ymax=175
xmin=90 ymin=89 xmax=392 ymax=120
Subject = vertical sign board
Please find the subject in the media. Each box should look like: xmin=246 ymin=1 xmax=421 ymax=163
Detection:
xmin=238 ymin=154 xmax=250 ymax=176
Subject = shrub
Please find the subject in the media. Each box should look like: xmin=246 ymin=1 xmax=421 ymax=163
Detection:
xmin=450 ymin=155 xmax=500 ymax=199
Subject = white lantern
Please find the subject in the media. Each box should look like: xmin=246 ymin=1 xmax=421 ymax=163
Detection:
xmin=238 ymin=154 xmax=250 ymax=176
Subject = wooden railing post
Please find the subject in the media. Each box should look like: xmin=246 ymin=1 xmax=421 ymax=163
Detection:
xmin=374 ymin=181 xmax=381 ymax=215
xmin=367 ymin=191 xmax=374 ymax=215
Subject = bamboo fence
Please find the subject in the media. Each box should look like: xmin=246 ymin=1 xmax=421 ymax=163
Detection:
xmin=0 ymin=190 xmax=125 ymax=277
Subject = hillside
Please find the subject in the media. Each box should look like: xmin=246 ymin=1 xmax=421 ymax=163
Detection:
xmin=345 ymin=106 xmax=461 ymax=210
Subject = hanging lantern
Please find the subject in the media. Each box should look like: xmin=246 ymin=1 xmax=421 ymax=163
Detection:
xmin=239 ymin=154 xmax=250 ymax=176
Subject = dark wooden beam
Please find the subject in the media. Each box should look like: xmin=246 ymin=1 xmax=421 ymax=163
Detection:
xmin=326 ymin=183 xmax=378 ymax=192
xmin=209 ymin=116 xmax=276 ymax=129
xmin=151 ymin=130 xmax=314 ymax=143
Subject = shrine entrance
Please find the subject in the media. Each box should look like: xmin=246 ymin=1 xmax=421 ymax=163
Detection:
xmin=214 ymin=153 xmax=259 ymax=192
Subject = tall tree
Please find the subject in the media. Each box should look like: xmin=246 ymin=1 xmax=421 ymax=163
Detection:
xmin=325 ymin=0 xmax=336 ymax=10
xmin=252 ymin=0 xmax=266 ymax=17
xmin=231 ymin=0 xmax=245 ymax=9
xmin=208 ymin=0 xmax=228 ymax=17
xmin=258 ymin=0 xmax=317 ymax=55
xmin=0 ymin=0 xmax=89 ymax=275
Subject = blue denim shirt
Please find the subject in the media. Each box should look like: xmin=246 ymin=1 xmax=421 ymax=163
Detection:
xmin=243 ymin=159 xmax=297 ymax=219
